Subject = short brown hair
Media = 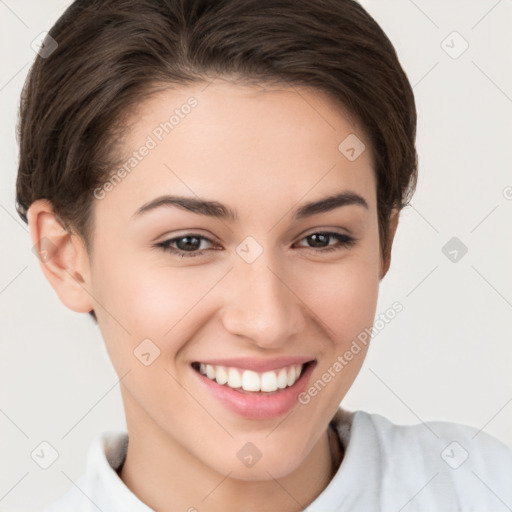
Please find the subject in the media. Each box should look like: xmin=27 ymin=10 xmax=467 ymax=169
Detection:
xmin=15 ymin=0 xmax=418 ymax=322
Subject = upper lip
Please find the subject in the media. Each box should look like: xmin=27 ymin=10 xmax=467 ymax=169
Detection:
xmin=192 ymin=356 xmax=315 ymax=373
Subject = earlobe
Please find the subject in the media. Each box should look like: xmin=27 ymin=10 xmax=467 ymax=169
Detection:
xmin=27 ymin=199 xmax=94 ymax=313
xmin=379 ymin=208 xmax=400 ymax=280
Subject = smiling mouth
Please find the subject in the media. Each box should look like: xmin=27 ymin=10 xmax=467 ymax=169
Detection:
xmin=191 ymin=360 xmax=315 ymax=394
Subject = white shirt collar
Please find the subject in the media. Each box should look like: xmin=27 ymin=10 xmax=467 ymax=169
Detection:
xmin=83 ymin=429 xmax=154 ymax=511
xmin=47 ymin=408 xmax=512 ymax=511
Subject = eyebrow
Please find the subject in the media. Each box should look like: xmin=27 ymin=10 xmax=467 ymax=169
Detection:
xmin=132 ymin=190 xmax=369 ymax=222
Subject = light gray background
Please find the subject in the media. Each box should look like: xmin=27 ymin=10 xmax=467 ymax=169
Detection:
xmin=1 ymin=1 xmax=511 ymax=511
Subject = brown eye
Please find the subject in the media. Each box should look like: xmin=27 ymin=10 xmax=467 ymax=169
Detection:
xmin=154 ymin=234 xmax=214 ymax=258
xmin=295 ymin=232 xmax=357 ymax=253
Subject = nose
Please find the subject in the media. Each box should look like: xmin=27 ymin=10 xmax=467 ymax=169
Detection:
xmin=220 ymin=253 xmax=307 ymax=350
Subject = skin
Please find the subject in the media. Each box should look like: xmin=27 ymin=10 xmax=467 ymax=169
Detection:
xmin=27 ymin=79 xmax=399 ymax=512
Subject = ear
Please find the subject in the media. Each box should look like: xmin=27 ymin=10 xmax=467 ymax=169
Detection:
xmin=379 ymin=208 xmax=400 ymax=280
xmin=27 ymin=199 xmax=94 ymax=313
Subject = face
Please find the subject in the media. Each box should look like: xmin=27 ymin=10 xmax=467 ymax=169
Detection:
xmin=38 ymin=80 xmax=389 ymax=480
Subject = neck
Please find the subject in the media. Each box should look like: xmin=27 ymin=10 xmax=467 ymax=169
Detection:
xmin=119 ymin=399 xmax=343 ymax=512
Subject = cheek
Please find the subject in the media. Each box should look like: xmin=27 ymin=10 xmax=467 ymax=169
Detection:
xmin=89 ymin=255 xmax=208 ymax=413
xmin=294 ymin=249 xmax=380 ymax=341
xmin=91 ymin=251 xmax=224 ymax=361
xmin=287 ymin=247 xmax=380 ymax=426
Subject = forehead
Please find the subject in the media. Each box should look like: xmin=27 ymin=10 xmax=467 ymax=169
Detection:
xmin=98 ymin=80 xmax=376 ymax=221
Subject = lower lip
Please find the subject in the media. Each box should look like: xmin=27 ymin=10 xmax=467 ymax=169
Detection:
xmin=192 ymin=362 xmax=316 ymax=420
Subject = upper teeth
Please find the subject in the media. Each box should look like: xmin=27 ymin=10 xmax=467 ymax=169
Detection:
xmin=198 ymin=363 xmax=304 ymax=392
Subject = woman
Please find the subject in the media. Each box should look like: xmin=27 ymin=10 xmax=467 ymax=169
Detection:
xmin=16 ymin=0 xmax=512 ymax=510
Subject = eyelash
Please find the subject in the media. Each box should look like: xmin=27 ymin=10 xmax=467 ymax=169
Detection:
xmin=154 ymin=231 xmax=357 ymax=258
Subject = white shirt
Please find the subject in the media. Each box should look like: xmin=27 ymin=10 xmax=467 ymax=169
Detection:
xmin=41 ymin=408 xmax=512 ymax=511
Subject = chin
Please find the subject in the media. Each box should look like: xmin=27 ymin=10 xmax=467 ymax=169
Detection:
xmin=202 ymin=440 xmax=309 ymax=482
xmin=225 ymin=460 xmax=300 ymax=482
